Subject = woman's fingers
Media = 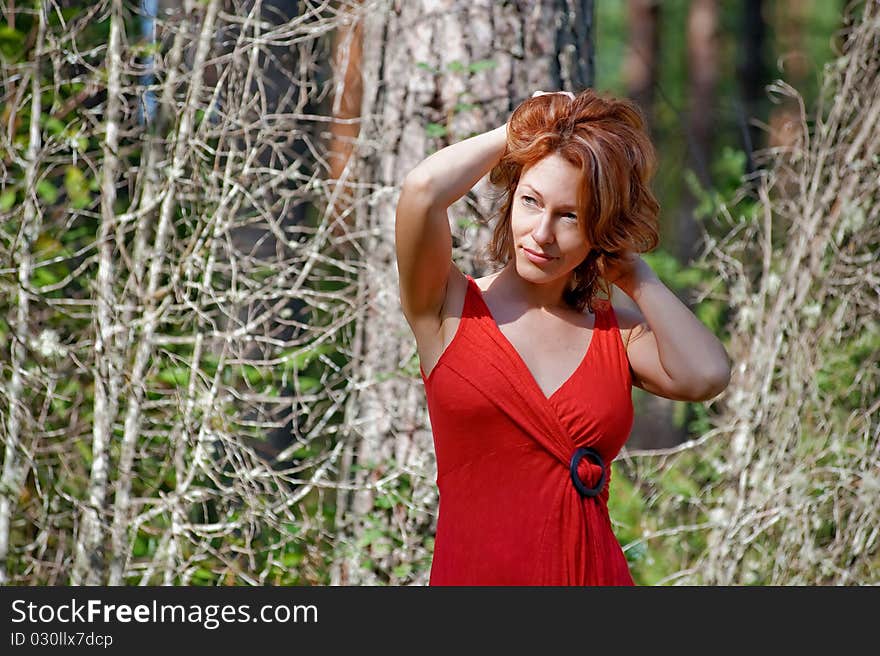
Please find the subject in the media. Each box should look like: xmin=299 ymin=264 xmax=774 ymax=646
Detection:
xmin=532 ymin=90 xmax=575 ymax=99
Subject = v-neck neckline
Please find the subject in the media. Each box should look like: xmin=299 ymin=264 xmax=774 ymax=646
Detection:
xmin=467 ymin=275 xmax=599 ymax=403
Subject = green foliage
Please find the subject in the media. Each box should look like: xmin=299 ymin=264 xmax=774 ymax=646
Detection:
xmin=63 ymin=166 xmax=92 ymax=209
xmin=0 ymin=189 xmax=16 ymax=210
xmin=684 ymin=147 xmax=758 ymax=225
xmin=643 ymin=249 xmax=704 ymax=292
xmin=608 ymin=462 xmax=692 ymax=586
xmin=0 ymin=24 xmax=26 ymax=60
xmin=816 ymin=321 xmax=880 ymax=412
xmin=36 ymin=179 xmax=58 ymax=204
xmin=416 ymin=58 xmax=496 ymax=76
xmin=424 ymin=122 xmax=447 ymax=139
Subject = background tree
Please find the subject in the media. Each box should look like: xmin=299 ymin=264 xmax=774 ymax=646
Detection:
xmin=623 ymin=0 xmax=660 ymax=137
xmin=678 ymin=0 xmax=718 ymax=264
xmin=737 ymin=0 xmax=768 ymax=174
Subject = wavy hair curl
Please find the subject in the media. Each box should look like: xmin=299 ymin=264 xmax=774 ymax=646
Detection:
xmin=486 ymin=88 xmax=660 ymax=313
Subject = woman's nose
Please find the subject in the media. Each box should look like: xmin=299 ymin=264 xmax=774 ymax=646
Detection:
xmin=531 ymin=213 xmax=555 ymax=244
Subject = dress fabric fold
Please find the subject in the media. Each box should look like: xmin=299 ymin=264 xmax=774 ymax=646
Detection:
xmin=420 ymin=275 xmax=636 ymax=586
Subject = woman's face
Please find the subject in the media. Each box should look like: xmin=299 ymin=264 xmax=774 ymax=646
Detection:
xmin=509 ymin=153 xmax=591 ymax=283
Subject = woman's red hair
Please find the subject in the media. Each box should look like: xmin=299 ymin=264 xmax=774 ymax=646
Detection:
xmin=486 ymin=88 xmax=660 ymax=312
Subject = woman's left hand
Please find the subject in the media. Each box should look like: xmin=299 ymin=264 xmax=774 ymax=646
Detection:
xmin=602 ymin=251 xmax=652 ymax=297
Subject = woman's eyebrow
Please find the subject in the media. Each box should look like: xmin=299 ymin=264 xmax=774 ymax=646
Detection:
xmin=520 ymin=184 xmax=578 ymax=212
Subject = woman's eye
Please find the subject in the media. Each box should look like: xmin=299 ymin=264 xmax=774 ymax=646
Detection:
xmin=521 ymin=195 xmax=576 ymax=220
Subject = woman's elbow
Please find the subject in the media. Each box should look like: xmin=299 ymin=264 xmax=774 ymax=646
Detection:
xmin=692 ymin=363 xmax=732 ymax=401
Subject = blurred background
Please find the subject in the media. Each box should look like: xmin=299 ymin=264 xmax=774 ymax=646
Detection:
xmin=596 ymin=0 xmax=845 ymax=450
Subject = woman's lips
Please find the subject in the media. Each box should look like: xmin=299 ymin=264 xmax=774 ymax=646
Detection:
xmin=523 ymin=247 xmax=556 ymax=264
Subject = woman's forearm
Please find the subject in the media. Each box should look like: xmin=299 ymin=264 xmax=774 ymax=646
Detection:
xmin=623 ymin=261 xmax=732 ymax=395
xmin=405 ymin=123 xmax=508 ymax=208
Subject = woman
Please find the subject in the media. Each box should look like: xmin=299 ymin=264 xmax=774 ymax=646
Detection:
xmin=394 ymin=88 xmax=731 ymax=585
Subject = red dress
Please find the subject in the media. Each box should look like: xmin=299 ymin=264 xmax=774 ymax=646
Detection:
xmin=419 ymin=274 xmax=635 ymax=585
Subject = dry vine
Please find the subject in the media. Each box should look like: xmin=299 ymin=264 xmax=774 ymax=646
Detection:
xmin=0 ymin=0 xmax=364 ymax=585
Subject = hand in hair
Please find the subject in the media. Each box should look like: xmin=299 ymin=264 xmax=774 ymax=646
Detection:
xmin=600 ymin=250 xmax=648 ymax=297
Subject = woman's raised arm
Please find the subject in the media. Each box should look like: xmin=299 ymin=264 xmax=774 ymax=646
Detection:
xmin=610 ymin=253 xmax=732 ymax=402
xmin=395 ymin=123 xmax=508 ymax=323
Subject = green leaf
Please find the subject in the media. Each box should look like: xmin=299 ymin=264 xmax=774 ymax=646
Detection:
xmin=446 ymin=60 xmax=465 ymax=73
xmin=43 ymin=117 xmax=65 ymax=136
xmin=36 ymin=180 xmax=58 ymax=204
xmin=415 ymin=61 xmax=438 ymax=74
xmin=133 ymin=41 xmax=161 ymax=57
xmin=467 ymin=59 xmax=496 ymax=73
xmin=191 ymin=567 xmax=216 ymax=585
xmin=297 ymin=377 xmax=320 ymax=392
xmin=392 ymin=563 xmax=412 ymax=578
xmin=374 ymin=494 xmax=394 ymax=510
xmin=64 ymin=166 xmax=91 ymax=209
xmin=696 ymin=300 xmax=725 ymax=335
xmin=425 ymin=122 xmax=447 ymax=138
xmin=0 ymin=189 xmax=16 ymax=211
xmin=0 ymin=25 xmax=26 ymax=61
xmin=60 ymin=225 xmax=95 ymax=244
xmin=74 ymin=439 xmax=93 ymax=467
xmin=132 ymin=534 xmax=149 ymax=558
xmin=281 ymin=343 xmax=335 ymax=372
xmin=157 ymin=366 xmax=190 ymax=387
xmin=35 ymin=233 xmax=63 ymax=257
xmin=241 ymin=364 xmax=267 ymax=385
xmin=282 ymin=552 xmax=303 ymax=567
xmin=32 ymin=266 xmax=60 ymax=287
xmin=659 ymin=466 xmax=700 ymax=498
xmin=356 ymin=528 xmax=385 ymax=548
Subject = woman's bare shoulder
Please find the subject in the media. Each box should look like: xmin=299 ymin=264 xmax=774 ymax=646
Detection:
xmin=608 ymin=299 xmax=648 ymax=348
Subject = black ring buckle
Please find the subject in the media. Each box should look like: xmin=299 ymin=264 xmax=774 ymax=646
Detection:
xmin=569 ymin=447 xmax=606 ymax=498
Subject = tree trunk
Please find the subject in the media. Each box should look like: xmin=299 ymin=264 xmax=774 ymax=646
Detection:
xmin=326 ymin=0 xmax=364 ymax=262
xmin=767 ymin=0 xmax=809 ymax=154
xmin=623 ymin=0 xmax=660 ymax=135
xmin=0 ymin=3 xmax=46 ymax=585
xmin=334 ymin=0 xmax=596 ymax=585
xmin=71 ymin=0 xmax=125 ymax=586
xmin=736 ymin=0 xmax=767 ymax=174
xmin=677 ymin=0 xmax=718 ymax=265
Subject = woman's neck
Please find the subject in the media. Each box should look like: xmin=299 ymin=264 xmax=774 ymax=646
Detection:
xmin=490 ymin=261 xmax=572 ymax=314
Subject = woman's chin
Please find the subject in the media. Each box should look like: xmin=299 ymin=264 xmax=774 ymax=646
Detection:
xmin=514 ymin=257 xmax=567 ymax=283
